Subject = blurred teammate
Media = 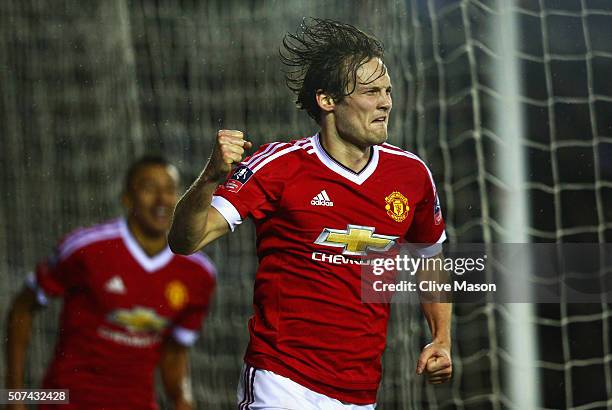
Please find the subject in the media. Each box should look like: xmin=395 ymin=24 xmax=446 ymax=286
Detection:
xmin=170 ymin=19 xmax=451 ymax=409
xmin=5 ymin=156 xmax=216 ymax=410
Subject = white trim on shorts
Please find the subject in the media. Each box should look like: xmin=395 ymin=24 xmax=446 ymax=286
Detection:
xmin=236 ymin=363 xmax=376 ymax=410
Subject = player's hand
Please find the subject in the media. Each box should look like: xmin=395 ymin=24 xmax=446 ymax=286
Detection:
xmin=205 ymin=129 xmax=253 ymax=181
xmin=416 ymin=341 xmax=452 ymax=384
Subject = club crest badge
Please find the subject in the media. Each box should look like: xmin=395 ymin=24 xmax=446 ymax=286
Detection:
xmin=385 ymin=191 xmax=409 ymax=222
xmin=165 ymin=280 xmax=189 ymax=310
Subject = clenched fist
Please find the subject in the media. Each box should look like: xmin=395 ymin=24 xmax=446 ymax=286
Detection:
xmin=416 ymin=341 xmax=452 ymax=384
xmin=205 ymin=130 xmax=253 ymax=181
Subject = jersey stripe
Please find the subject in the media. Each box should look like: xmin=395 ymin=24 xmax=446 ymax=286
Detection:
xmin=294 ymin=138 xmax=312 ymax=147
xmin=242 ymin=137 xmax=313 ymax=175
xmin=59 ymin=219 xmax=119 ymax=250
xmin=60 ymin=229 xmax=121 ymax=261
xmin=300 ymin=144 xmax=314 ymax=152
xmin=378 ymin=145 xmax=437 ymax=190
xmin=244 ymin=142 xmax=287 ymax=168
xmin=243 ymin=142 xmax=281 ymax=167
xmin=251 ymin=145 xmax=302 ymax=173
xmin=380 ymin=142 xmax=407 ymax=152
xmin=296 ymin=137 xmax=315 ymax=154
xmin=59 ymin=221 xmax=122 ymax=261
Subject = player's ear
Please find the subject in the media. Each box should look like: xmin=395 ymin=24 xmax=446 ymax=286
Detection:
xmin=316 ymin=89 xmax=335 ymax=113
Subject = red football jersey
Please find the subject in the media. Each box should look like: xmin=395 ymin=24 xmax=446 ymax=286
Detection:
xmin=213 ymin=133 xmax=445 ymax=404
xmin=29 ymin=218 xmax=216 ymax=410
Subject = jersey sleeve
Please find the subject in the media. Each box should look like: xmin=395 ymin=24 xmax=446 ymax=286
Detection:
xmin=211 ymin=142 xmax=293 ymax=231
xmin=30 ymin=234 xmax=86 ymax=304
xmin=404 ymin=164 xmax=446 ymax=257
xmin=170 ymin=254 xmax=217 ymax=346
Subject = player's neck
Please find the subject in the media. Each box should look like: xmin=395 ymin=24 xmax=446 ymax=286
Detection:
xmin=126 ymin=218 xmax=168 ymax=257
xmin=319 ymin=128 xmax=371 ymax=173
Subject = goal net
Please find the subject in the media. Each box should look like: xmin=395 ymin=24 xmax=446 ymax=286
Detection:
xmin=0 ymin=0 xmax=610 ymax=408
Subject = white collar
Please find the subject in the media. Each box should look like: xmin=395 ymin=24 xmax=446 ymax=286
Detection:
xmin=119 ymin=218 xmax=174 ymax=272
xmin=311 ymin=133 xmax=379 ymax=185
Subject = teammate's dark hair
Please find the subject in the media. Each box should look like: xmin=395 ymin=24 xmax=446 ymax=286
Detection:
xmin=280 ymin=18 xmax=385 ymax=123
xmin=124 ymin=155 xmax=176 ymax=192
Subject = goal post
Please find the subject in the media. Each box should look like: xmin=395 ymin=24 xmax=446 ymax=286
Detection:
xmin=491 ymin=2 xmax=540 ymax=409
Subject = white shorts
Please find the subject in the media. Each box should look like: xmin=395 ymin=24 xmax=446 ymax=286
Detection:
xmin=236 ymin=364 xmax=376 ymax=410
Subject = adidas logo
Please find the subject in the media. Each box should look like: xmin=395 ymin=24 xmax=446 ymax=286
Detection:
xmin=311 ymin=190 xmax=334 ymax=207
xmin=104 ymin=276 xmax=126 ymax=294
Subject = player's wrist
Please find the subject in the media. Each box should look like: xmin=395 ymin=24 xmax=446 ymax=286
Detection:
xmin=431 ymin=338 xmax=452 ymax=351
xmin=201 ymin=162 xmax=227 ymax=183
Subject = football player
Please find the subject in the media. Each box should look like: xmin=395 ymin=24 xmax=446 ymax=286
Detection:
xmin=6 ymin=156 xmax=216 ymax=410
xmin=170 ymin=19 xmax=451 ymax=409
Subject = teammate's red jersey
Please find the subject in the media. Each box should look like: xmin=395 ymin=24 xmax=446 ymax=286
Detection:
xmin=213 ymin=133 xmax=445 ymax=404
xmin=28 ymin=218 xmax=216 ymax=410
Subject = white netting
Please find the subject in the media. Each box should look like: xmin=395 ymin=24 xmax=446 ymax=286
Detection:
xmin=1 ymin=0 xmax=610 ymax=408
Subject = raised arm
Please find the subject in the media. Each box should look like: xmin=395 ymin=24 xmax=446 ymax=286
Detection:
xmin=168 ymin=130 xmax=252 ymax=254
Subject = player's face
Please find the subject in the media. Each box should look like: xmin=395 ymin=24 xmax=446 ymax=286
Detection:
xmin=333 ymin=58 xmax=392 ymax=148
xmin=123 ymin=164 xmax=179 ymax=237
